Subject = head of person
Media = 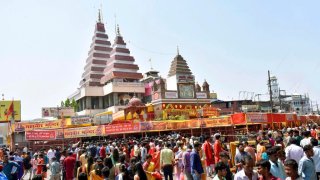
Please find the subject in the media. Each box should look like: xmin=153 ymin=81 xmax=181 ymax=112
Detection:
xmin=219 ymin=152 xmax=230 ymax=164
xmin=303 ymin=144 xmax=314 ymax=158
xmin=102 ymin=167 xmax=110 ymax=178
xmin=237 ymin=143 xmax=244 ymax=152
xmin=78 ymin=172 xmax=88 ymax=180
xmin=32 ymin=174 xmax=43 ymax=180
xmin=52 ymin=156 xmax=57 ymax=162
xmin=288 ymin=137 xmax=297 ymax=146
xmin=303 ymin=131 xmax=311 ymax=138
xmin=241 ymin=155 xmax=254 ymax=177
xmin=284 ymin=159 xmax=298 ymax=178
xmin=3 ymin=155 xmax=8 ymax=163
xmin=193 ymin=141 xmax=201 ymax=151
xmin=275 ymin=136 xmax=283 ymax=144
xmin=146 ymin=154 xmax=152 ymax=163
xmin=243 ymin=141 xmax=249 ymax=147
xmin=293 ymin=130 xmax=300 ymax=136
xmin=135 ymin=162 xmax=147 ymax=179
xmin=215 ymin=134 xmax=221 ymax=140
xmin=256 ymin=159 xmax=271 ymax=176
xmin=266 ymin=147 xmax=278 ymax=163
xmin=310 ymin=138 xmax=318 ymax=147
xmin=215 ymin=162 xmax=227 ymax=177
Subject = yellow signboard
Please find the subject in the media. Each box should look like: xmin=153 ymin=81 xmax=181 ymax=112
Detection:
xmin=0 ymin=101 xmax=21 ymax=122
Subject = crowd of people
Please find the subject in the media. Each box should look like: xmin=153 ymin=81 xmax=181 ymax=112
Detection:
xmin=0 ymin=123 xmax=319 ymax=180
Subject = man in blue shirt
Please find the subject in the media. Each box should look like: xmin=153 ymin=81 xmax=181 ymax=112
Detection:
xmin=268 ymin=147 xmax=286 ymax=180
xmin=190 ymin=141 xmax=204 ymax=180
xmin=298 ymin=144 xmax=317 ymax=180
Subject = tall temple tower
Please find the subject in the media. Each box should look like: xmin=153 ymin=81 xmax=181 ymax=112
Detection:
xmin=69 ymin=12 xmax=144 ymax=115
xmin=80 ymin=10 xmax=112 ymax=87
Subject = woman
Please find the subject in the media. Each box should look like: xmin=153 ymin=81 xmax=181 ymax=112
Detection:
xmin=89 ymin=163 xmax=104 ymax=180
xmin=31 ymin=153 xmax=38 ymax=179
xmin=36 ymin=154 xmax=46 ymax=179
xmin=134 ymin=162 xmax=147 ymax=180
xmin=74 ymin=161 xmax=82 ymax=179
xmin=143 ymin=155 xmax=155 ymax=180
xmin=117 ymin=164 xmax=130 ymax=180
xmin=104 ymin=157 xmax=115 ymax=180
xmin=84 ymin=156 xmax=95 ymax=176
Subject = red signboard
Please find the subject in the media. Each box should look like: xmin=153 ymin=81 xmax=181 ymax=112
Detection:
xmin=105 ymin=123 xmax=139 ymax=134
xmin=25 ymin=130 xmax=56 ymax=141
xmin=231 ymin=113 xmax=246 ymax=124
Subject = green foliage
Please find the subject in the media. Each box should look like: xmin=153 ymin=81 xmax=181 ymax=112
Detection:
xmin=71 ymin=99 xmax=79 ymax=111
xmin=61 ymin=101 xmax=65 ymax=107
xmin=65 ymin=99 xmax=71 ymax=107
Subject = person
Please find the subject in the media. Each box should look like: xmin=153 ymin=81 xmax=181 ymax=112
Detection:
xmin=311 ymin=125 xmax=317 ymax=139
xmin=117 ymin=164 xmax=130 ymax=180
xmin=78 ymin=172 xmax=88 ymax=180
xmin=285 ymin=138 xmax=303 ymax=163
xmin=214 ymin=134 xmax=223 ymax=167
xmin=36 ymin=153 xmax=46 ymax=179
xmin=298 ymin=144 xmax=317 ymax=180
xmin=100 ymin=143 xmax=107 ymax=159
xmin=32 ymin=174 xmax=43 ymax=180
xmin=256 ymin=159 xmax=280 ymax=180
xmin=102 ymin=167 xmax=110 ymax=180
xmin=235 ymin=143 xmax=249 ymax=172
xmin=310 ymin=138 xmax=320 ymax=180
xmin=202 ymin=135 xmax=213 ymax=177
xmin=134 ymin=162 xmax=147 ymax=180
xmin=219 ymin=152 xmax=232 ymax=180
xmin=174 ymin=142 xmax=184 ymax=180
xmin=293 ymin=130 xmax=302 ymax=146
xmin=190 ymin=141 xmax=204 ymax=180
xmin=212 ymin=162 xmax=227 ymax=180
xmin=79 ymin=149 xmax=87 ymax=169
xmin=89 ymin=162 xmax=104 ymax=180
xmin=284 ymin=159 xmax=302 ymax=180
xmin=2 ymin=155 xmax=19 ymax=180
xmin=63 ymin=151 xmax=76 ymax=180
xmin=267 ymin=147 xmax=286 ymax=180
xmin=182 ymin=145 xmax=193 ymax=180
xmin=300 ymin=131 xmax=311 ymax=148
xmin=234 ymin=155 xmax=258 ymax=180
xmin=22 ymin=151 xmax=32 ymax=180
xmin=160 ymin=142 xmax=174 ymax=180
xmin=143 ymin=154 xmax=155 ymax=180
xmin=0 ymin=164 xmax=8 ymax=180
xmin=47 ymin=147 xmax=55 ymax=167
xmin=244 ymin=141 xmax=256 ymax=164
xmin=50 ymin=157 xmax=61 ymax=180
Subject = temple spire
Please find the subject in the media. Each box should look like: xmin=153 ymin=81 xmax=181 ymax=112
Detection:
xmin=98 ymin=9 xmax=103 ymax=23
xmin=116 ymin=24 xmax=121 ymax=36
xmin=177 ymin=46 xmax=179 ymax=55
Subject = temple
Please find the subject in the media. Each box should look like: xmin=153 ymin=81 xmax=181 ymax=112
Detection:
xmin=69 ymin=10 xmax=216 ymax=119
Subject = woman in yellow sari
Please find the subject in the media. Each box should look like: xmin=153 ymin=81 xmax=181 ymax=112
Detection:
xmin=89 ymin=163 xmax=104 ymax=180
xmin=143 ymin=154 xmax=155 ymax=180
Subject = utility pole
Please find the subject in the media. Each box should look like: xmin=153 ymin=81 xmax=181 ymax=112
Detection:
xmin=279 ymin=87 xmax=282 ymax=111
xmin=316 ymin=101 xmax=319 ymax=115
xmin=268 ymin=70 xmax=273 ymax=112
xmin=300 ymin=95 xmax=303 ymax=115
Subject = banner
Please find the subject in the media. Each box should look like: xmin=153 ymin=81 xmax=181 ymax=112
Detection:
xmin=0 ymin=100 xmax=21 ymax=122
xmin=71 ymin=115 xmax=92 ymax=126
xmin=23 ymin=120 xmax=62 ymax=131
xmin=42 ymin=107 xmax=75 ymax=117
xmin=267 ymin=113 xmax=286 ymax=123
xmin=203 ymin=107 xmax=219 ymax=117
xmin=231 ymin=113 xmax=246 ymax=124
xmin=64 ymin=126 xmax=104 ymax=139
xmin=246 ymin=113 xmax=268 ymax=123
xmin=105 ymin=123 xmax=139 ymax=134
xmin=25 ymin=130 xmax=56 ymax=141
xmin=140 ymin=122 xmax=153 ymax=131
xmin=286 ymin=114 xmax=297 ymax=121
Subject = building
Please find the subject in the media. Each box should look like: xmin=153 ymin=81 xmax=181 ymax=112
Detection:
xmin=69 ymin=11 xmax=144 ymax=115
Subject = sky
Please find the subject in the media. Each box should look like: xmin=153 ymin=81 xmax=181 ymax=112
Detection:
xmin=0 ymin=0 xmax=320 ymax=120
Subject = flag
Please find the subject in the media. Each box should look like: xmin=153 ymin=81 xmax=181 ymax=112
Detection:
xmin=5 ymin=101 xmax=14 ymax=121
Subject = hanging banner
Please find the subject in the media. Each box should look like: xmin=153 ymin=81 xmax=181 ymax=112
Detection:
xmin=231 ymin=113 xmax=246 ymax=124
xmin=105 ymin=123 xmax=140 ymax=134
xmin=246 ymin=113 xmax=268 ymax=123
xmin=0 ymin=100 xmax=21 ymax=122
xmin=22 ymin=120 xmax=62 ymax=131
xmin=25 ymin=130 xmax=56 ymax=141
xmin=267 ymin=113 xmax=286 ymax=123
xmin=64 ymin=126 xmax=104 ymax=139
xmin=286 ymin=114 xmax=297 ymax=121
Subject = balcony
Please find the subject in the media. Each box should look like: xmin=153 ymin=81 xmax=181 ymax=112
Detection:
xmin=103 ymin=82 xmax=145 ymax=95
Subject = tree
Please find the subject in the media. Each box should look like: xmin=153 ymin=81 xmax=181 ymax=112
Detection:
xmin=71 ymin=99 xmax=78 ymax=111
xmin=61 ymin=101 xmax=65 ymax=107
xmin=65 ymin=99 xmax=71 ymax=107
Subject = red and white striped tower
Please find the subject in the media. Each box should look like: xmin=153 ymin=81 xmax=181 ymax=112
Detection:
xmin=100 ymin=25 xmax=143 ymax=84
xmin=80 ymin=10 xmax=112 ymax=87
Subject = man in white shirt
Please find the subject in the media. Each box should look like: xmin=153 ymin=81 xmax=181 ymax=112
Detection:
xmin=285 ymin=138 xmax=304 ymax=163
xmin=311 ymin=138 xmax=320 ymax=179
xmin=234 ymin=155 xmax=258 ymax=180
xmin=47 ymin=146 xmax=55 ymax=167
xmin=300 ymin=131 xmax=311 ymax=147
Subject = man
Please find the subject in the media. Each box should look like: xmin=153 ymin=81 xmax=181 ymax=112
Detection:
xmin=212 ymin=162 xmax=227 ymax=180
xmin=174 ymin=141 xmax=184 ymax=180
xmin=298 ymin=144 xmax=317 ymax=180
xmin=244 ymin=141 xmax=256 ymax=164
xmin=141 ymin=142 xmax=148 ymax=163
xmin=203 ymin=135 xmax=214 ymax=177
xmin=47 ymin=146 xmax=55 ymax=167
xmin=63 ymin=151 xmax=76 ymax=180
xmin=190 ymin=141 xmax=204 ymax=180
xmin=267 ymin=147 xmax=286 ymax=180
xmin=285 ymin=138 xmax=304 ymax=163
xmin=21 ymin=152 xmax=32 ymax=180
xmin=234 ymin=155 xmax=258 ymax=180
xmin=300 ymin=131 xmax=312 ymax=148
xmin=256 ymin=159 xmax=280 ymax=180
xmin=2 ymin=155 xmax=19 ymax=180
xmin=311 ymin=138 xmax=320 ymax=180
xmin=214 ymin=134 xmax=223 ymax=165
xmin=182 ymin=145 xmax=193 ymax=180
xmin=160 ymin=142 xmax=174 ymax=180
xmin=284 ymin=129 xmax=293 ymax=147
xmin=99 ymin=143 xmax=107 ymax=159
xmin=235 ymin=143 xmax=249 ymax=172
xmin=50 ymin=157 xmax=61 ymax=180
xmin=284 ymin=159 xmax=303 ymax=180
xmin=219 ymin=152 xmax=233 ymax=180
xmin=293 ymin=130 xmax=303 ymax=146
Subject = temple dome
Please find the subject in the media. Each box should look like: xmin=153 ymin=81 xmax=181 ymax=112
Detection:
xmin=127 ymin=96 xmax=145 ymax=107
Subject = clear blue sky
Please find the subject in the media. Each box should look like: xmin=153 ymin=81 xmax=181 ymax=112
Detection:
xmin=1 ymin=1 xmax=319 ymax=120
